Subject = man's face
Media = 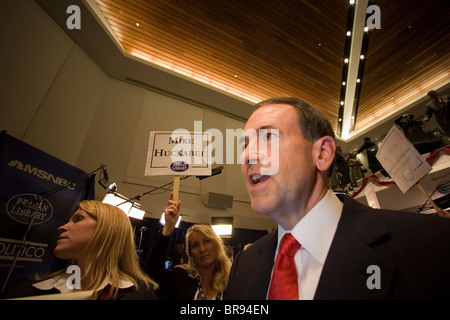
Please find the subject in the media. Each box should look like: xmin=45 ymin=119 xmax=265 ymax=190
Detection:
xmin=240 ymin=104 xmax=317 ymax=220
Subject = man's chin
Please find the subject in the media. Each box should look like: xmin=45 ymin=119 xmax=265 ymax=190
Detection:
xmin=250 ymin=199 xmax=275 ymax=216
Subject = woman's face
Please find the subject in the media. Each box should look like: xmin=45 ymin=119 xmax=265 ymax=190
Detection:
xmin=188 ymin=231 xmax=217 ymax=269
xmin=53 ymin=208 xmax=97 ymax=261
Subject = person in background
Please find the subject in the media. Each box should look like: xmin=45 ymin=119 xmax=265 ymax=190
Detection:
xmin=356 ymin=137 xmax=385 ymax=175
xmin=395 ymin=113 xmax=437 ymax=154
xmin=169 ymin=237 xmax=188 ymax=267
xmin=144 ymin=193 xmax=232 ymax=300
xmin=224 ymin=96 xmax=450 ymax=300
xmin=346 ymin=151 xmax=364 ymax=183
xmin=334 ymin=146 xmax=351 ymax=187
xmin=5 ymin=201 xmax=158 ymax=300
xmin=423 ymin=90 xmax=450 ymax=137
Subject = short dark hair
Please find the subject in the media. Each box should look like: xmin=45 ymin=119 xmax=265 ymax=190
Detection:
xmin=254 ymin=97 xmax=336 ymax=176
xmin=254 ymin=97 xmax=335 ymax=142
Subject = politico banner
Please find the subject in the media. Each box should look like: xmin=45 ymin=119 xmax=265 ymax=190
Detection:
xmin=0 ymin=131 xmax=94 ymax=296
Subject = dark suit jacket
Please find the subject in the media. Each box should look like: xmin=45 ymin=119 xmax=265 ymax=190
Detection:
xmin=224 ymin=194 xmax=450 ymax=300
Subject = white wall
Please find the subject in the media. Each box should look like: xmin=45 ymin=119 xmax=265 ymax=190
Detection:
xmin=0 ymin=0 xmax=276 ymax=231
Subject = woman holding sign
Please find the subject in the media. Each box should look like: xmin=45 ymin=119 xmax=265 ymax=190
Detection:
xmin=144 ymin=193 xmax=232 ymax=300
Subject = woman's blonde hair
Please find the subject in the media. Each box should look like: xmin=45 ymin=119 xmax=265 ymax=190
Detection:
xmin=177 ymin=224 xmax=232 ymax=294
xmin=77 ymin=200 xmax=158 ymax=299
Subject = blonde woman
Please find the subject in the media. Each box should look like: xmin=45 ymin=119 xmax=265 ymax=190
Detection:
xmin=144 ymin=193 xmax=232 ymax=300
xmin=8 ymin=201 xmax=158 ymax=299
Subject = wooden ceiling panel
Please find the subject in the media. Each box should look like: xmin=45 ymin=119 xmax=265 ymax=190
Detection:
xmin=357 ymin=0 xmax=450 ymax=130
xmin=93 ymin=0 xmax=449 ymax=134
xmin=95 ymin=0 xmax=348 ymax=130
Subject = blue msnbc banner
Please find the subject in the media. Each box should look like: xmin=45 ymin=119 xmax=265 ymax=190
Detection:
xmin=0 ymin=131 xmax=94 ymax=297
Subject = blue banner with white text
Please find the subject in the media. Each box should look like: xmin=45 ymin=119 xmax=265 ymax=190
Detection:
xmin=0 ymin=131 xmax=94 ymax=297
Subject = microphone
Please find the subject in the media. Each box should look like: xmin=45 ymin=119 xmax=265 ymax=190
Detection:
xmin=196 ymin=166 xmax=224 ymax=180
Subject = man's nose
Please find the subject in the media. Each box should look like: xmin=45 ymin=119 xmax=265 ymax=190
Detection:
xmin=240 ymin=138 xmax=259 ymax=165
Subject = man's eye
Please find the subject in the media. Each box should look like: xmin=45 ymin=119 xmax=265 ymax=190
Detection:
xmin=262 ymin=131 xmax=277 ymax=142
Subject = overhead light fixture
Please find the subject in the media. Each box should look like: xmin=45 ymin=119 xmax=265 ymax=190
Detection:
xmin=211 ymin=217 xmax=233 ymax=237
xmin=102 ymin=193 xmax=145 ymax=220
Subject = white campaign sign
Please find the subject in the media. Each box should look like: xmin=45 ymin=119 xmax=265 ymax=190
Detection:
xmin=145 ymin=131 xmax=212 ymax=176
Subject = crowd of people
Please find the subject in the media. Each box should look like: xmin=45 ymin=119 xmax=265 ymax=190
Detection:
xmin=332 ymin=91 xmax=450 ymax=190
xmin=3 ymin=94 xmax=450 ymax=300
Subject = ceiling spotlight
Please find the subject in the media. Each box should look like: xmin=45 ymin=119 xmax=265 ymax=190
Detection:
xmin=346 ymin=31 xmax=351 ymax=36
xmin=360 ymin=54 xmax=365 ymax=60
xmin=364 ymin=26 xmax=369 ymax=32
xmin=344 ymin=58 xmax=349 ymax=63
xmin=342 ymin=81 xmax=346 ymax=86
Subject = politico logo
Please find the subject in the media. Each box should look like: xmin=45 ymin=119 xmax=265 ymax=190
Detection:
xmin=0 ymin=237 xmax=47 ymax=263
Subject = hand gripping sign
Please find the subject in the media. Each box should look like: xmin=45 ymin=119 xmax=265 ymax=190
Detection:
xmin=145 ymin=130 xmax=212 ymax=201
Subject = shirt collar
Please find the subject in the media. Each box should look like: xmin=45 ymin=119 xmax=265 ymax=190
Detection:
xmin=32 ymin=272 xmax=134 ymax=293
xmin=278 ymin=189 xmax=343 ymax=264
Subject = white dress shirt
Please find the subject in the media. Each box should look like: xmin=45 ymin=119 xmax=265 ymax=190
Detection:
xmin=32 ymin=272 xmax=134 ymax=293
xmin=271 ymin=189 xmax=343 ymax=300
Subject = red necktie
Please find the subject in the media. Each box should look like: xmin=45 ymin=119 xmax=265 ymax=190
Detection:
xmin=268 ymin=233 xmax=300 ymax=300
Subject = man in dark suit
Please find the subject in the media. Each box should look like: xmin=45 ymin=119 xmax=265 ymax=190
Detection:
xmin=224 ymin=97 xmax=450 ymax=300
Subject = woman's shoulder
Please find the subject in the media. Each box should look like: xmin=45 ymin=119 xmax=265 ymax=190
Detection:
xmin=115 ymin=279 xmax=157 ymax=300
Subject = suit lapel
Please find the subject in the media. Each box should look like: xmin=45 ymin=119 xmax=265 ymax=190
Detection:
xmin=226 ymin=229 xmax=277 ymax=299
xmin=314 ymin=196 xmax=397 ymax=299
xmin=253 ymin=230 xmax=278 ymax=299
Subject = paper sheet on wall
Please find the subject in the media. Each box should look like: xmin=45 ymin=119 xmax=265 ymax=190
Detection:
xmin=376 ymin=125 xmax=431 ymax=193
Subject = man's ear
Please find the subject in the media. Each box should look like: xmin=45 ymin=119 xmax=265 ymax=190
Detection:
xmin=314 ymin=136 xmax=336 ymax=173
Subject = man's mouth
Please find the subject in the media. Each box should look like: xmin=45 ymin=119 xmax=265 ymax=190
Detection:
xmin=250 ymin=173 xmax=270 ymax=185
